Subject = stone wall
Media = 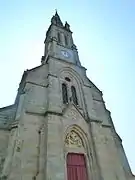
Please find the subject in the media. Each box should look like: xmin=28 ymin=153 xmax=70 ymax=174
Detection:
xmin=0 ymin=130 xmax=9 ymax=175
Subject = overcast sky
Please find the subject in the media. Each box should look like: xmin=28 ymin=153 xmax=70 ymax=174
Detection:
xmin=0 ymin=0 xmax=135 ymax=173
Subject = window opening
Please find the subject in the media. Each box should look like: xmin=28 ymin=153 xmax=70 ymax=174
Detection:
xmin=71 ymin=86 xmax=78 ymax=105
xmin=65 ymin=77 xmax=71 ymax=82
xmin=62 ymin=83 xmax=68 ymax=104
xmin=58 ymin=32 xmax=61 ymax=43
xmin=65 ymin=35 xmax=68 ymax=46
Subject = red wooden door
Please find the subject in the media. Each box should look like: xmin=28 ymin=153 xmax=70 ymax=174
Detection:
xmin=67 ymin=153 xmax=88 ymax=180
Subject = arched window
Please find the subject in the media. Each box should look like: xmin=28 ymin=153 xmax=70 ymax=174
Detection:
xmin=71 ymin=86 xmax=78 ymax=105
xmin=58 ymin=32 xmax=61 ymax=43
xmin=65 ymin=35 xmax=68 ymax=46
xmin=62 ymin=83 xmax=68 ymax=104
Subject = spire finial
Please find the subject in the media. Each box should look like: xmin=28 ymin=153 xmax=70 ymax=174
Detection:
xmin=51 ymin=9 xmax=63 ymax=27
xmin=55 ymin=9 xmax=57 ymax=14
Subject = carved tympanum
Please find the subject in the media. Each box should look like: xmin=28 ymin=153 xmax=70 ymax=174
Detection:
xmin=65 ymin=130 xmax=83 ymax=148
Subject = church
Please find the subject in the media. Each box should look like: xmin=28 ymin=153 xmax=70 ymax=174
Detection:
xmin=0 ymin=11 xmax=134 ymax=180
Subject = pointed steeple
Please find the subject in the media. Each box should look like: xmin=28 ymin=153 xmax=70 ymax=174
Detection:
xmin=51 ymin=10 xmax=63 ymax=27
xmin=42 ymin=11 xmax=80 ymax=66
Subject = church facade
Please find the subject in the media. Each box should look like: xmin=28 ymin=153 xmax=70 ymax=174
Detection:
xmin=0 ymin=12 xmax=134 ymax=180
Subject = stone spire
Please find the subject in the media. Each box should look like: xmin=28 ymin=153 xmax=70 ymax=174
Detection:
xmin=51 ymin=10 xmax=63 ymax=27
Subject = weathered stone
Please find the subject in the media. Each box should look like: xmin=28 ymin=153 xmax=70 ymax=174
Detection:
xmin=0 ymin=11 xmax=134 ymax=180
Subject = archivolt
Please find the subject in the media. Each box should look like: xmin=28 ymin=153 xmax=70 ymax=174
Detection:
xmin=57 ymin=67 xmax=84 ymax=86
xmin=58 ymin=67 xmax=84 ymax=107
xmin=64 ymin=125 xmax=88 ymax=150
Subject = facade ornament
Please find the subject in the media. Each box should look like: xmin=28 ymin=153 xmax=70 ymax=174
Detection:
xmin=65 ymin=109 xmax=79 ymax=122
xmin=65 ymin=130 xmax=83 ymax=148
xmin=16 ymin=139 xmax=23 ymax=152
xmin=65 ymin=21 xmax=70 ymax=31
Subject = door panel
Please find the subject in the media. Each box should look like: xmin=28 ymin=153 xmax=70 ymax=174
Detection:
xmin=67 ymin=153 xmax=88 ymax=180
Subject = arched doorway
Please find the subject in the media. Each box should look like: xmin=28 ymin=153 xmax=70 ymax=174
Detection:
xmin=67 ymin=153 xmax=88 ymax=180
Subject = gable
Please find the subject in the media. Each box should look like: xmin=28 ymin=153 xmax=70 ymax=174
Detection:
xmin=62 ymin=104 xmax=89 ymax=132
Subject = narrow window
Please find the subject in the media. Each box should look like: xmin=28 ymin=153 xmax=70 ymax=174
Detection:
xmin=58 ymin=32 xmax=61 ymax=43
xmin=71 ymin=86 xmax=78 ymax=105
xmin=65 ymin=35 xmax=68 ymax=46
xmin=62 ymin=83 xmax=68 ymax=104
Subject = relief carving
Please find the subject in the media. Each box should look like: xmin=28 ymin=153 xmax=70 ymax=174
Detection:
xmin=16 ymin=139 xmax=23 ymax=152
xmin=65 ymin=130 xmax=83 ymax=148
xmin=66 ymin=109 xmax=79 ymax=121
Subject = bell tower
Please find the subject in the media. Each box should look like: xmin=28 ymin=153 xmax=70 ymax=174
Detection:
xmin=42 ymin=11 xmax=81 ymax=66
xmin=0 ymin=11 xmax=134 ymax=180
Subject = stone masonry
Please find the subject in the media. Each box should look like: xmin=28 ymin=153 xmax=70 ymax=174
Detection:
xmin=0 ymin=12 xmax=134 ymax=180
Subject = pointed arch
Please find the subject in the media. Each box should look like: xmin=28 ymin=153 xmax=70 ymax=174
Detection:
xmin=64 ymin=125 xmax=88 ymax=150
xmin=65 ymin=129 xmax=83 ymax=148
xmin=65 ymin=125 xmax=90 ymax=180
xmin=57 ymin=67 xmax=85 ymax=86
xmin=58 ymin=68 xmax=84 ymax=107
